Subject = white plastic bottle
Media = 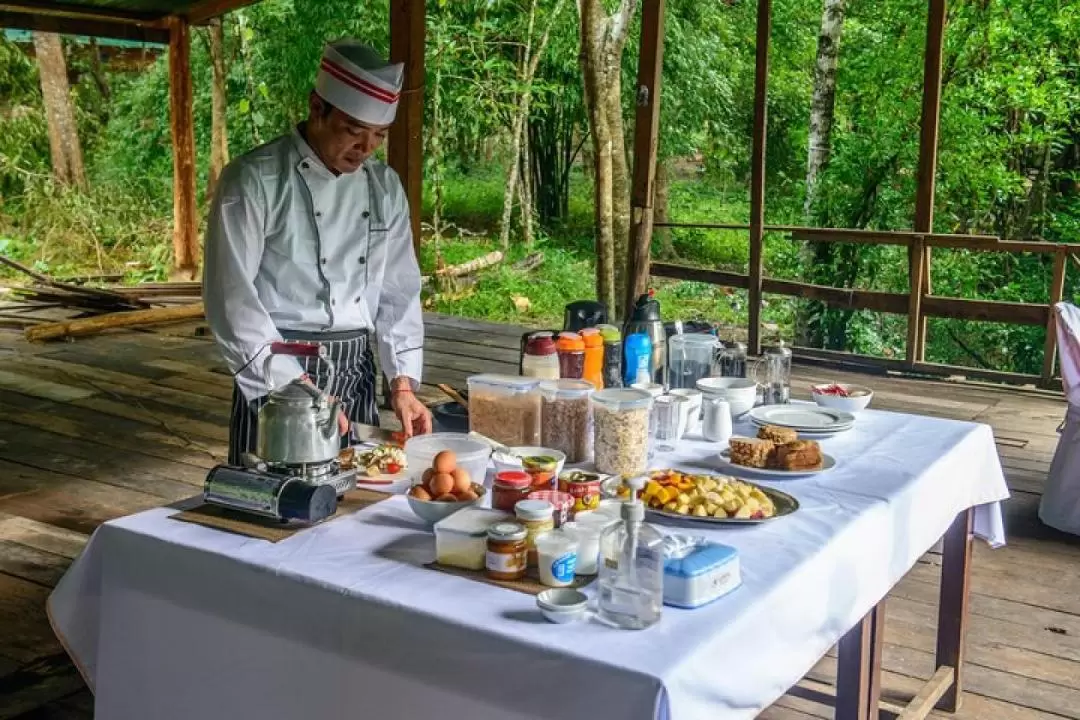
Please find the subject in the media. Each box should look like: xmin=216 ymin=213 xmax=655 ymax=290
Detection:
xmin=596 ymin=476 xmax=664 ymax=629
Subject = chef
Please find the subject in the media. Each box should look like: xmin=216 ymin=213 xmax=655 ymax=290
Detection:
xmin=203 ymin=39 xmax=432 ymax=465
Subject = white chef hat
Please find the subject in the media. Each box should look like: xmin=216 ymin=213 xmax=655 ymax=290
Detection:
xmin=315 ymin=40 xmax=403 ymax=127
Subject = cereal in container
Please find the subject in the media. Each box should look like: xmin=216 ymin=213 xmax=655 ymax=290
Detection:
xmin=539 ymin=379 xmax=594 ymax=464
xmin=467 ymin=375 xmax=541 ymax=447
xmin=591 ymin=388 xmax=653 ymax=477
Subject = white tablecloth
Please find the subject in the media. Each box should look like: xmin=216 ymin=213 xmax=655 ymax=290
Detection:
xmin=48 ymin=408 xmax=1009 ymax=720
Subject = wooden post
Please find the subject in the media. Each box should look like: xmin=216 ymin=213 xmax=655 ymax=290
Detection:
xmin=748 ymin=0 xmax=772 ymax=356
xmin=836 ymin=607 xmax=874 ymax=720
xmin=936 ymin=508 xmax=973 ymax=712
xmin=907 ymin=0 xmax=947 ymax=365
xmin=389 ymin=0 xmax=426 ymax=260
xmin=624 ymin=0 xmax=667 ymax=317
xmin=1041 ymin=250 xmax=1067 ymax=386
xmin=168 ymin=15 xmax=199 ymax=281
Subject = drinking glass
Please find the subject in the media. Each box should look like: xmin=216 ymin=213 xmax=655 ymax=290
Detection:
xmin=652 ymin=395 xmax=687 ymax=452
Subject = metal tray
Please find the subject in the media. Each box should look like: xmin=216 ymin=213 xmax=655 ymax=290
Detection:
xmin=642 ymin=473 xmax=799 ymax=525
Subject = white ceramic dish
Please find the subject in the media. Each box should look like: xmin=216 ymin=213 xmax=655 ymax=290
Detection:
xmin=748 ymin=405 xmax=856 ymax=431
xmin=491 ymin=446 xmax=567 ymax=477
xmin=750 ymin=420 xmax=851 ymax=438
xmin=716 ymin=449 xmax=837 ymax=477
xmin=536 ymin=588 xmax=589 ymax=623
xmin=406 ymin=485 xmax=487 ymax=525
xmin=695 ymin=377 xmax=757 ymax=417
xmin=811 ymin=383 xmax=874 ymax=413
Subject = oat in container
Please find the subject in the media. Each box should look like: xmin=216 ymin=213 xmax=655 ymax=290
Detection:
xmin=467 ymin=374 xmax=541 ymax=447
xmin=591 ymin=388 xmax=653 ymax=476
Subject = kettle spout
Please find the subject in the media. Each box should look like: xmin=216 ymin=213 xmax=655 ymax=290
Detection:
xmin=319 ymin=397 xmax=342 ymax=440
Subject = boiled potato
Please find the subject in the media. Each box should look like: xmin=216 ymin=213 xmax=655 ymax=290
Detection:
xmin=693 ymin=505 xmax=708 ymax=517
xmin=712 ymin=506 xmax=729 ymax=518
xmin=734 ymin=504 xmax=754 ymax=519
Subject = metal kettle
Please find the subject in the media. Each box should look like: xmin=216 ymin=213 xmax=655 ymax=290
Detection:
xmin=256 ymin=342 xmax=342 ymax=466
xmin=623 ymin=291 xmax=665 ymax=385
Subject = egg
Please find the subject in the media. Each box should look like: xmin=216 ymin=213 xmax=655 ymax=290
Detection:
xmin=429 ymin=472 xmax=455 ymax=497
xmin=421 ymin=468 xmax=435 ymax=490
xmin=456 ymin=488 xmax=479 ymax=502
xmin=435 ymin=493 xmax=458 ymax=502
xmin=409 ymin=485 xmax=432 ymax=501
xmin=433 ymin=450 xmax=457 ymax=474
xmin=450 ymin=467 xmax=471 ymax=494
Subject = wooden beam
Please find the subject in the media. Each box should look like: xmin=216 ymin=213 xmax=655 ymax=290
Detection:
xmin=897 ymin=666 xmax=955 ymax=720
xmin=625 ymin=0 xmax=667 ymax=319
xmin=0 ymin=1 xmax=163 ymax=26
xmin=921 ymin=295 xmax=1049 ymax=326
xmin=747 ymin=0 xmax=772 ymax=356
xmin=792 ymin=346 xmax=1047 ymax=387
xmin=388 ymin=0 xmax=426 ymax=259
xmin=836 ymin=608 xmax=874 ymax=720
xmin=24 ymin=303 xmax=205 ymax=342
xmin=0 ymin=9 xmax=168 ymax=44
xmin=909 ymin=0 xmax=948 ymax=364
xmin=167 ymin=15 xmax=199 ymax=280
xmin=185 ymin=0 xmax=262 ymax=25
xmin=1040 ymin=251 xmax=1067 ymax=386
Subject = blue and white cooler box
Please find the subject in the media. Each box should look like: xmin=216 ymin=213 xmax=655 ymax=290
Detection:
xmin=662 ymin=535 xmax=741 ymax=608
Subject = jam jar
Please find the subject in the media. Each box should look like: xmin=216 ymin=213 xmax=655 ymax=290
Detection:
xmin=515 ymin=499 xmax=555 ymax=567
xmin=492 ymin=470 xmax=532 ymax=513
xmin=485 ymin=522 xmax=528 ymax=581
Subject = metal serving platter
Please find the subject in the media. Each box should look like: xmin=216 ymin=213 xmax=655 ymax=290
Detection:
xmin=645 ymin=484 xmax=799 ymax=525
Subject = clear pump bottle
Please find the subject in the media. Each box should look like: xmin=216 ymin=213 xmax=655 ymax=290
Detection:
xmin=596 ymin=476 xmax=664 ymax=629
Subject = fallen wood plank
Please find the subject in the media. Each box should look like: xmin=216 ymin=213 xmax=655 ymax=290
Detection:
xmin=434 ymin=250 xmax=503 ymax=278
xmin=25 ymin=303 xmax=205 ymax=342
xmin=0 ymin=513 xmax=88 ymax=560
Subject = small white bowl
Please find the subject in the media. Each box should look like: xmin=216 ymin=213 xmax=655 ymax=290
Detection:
xmin=695 ymin=377 xmax=757 ymax=417
xmin=537 ymin=588 xmax=588 ymax=623
xmin=810 ymin=383 xmax=874 ymax=413
xmin=492 ymin=447 xmax=567 ymax=477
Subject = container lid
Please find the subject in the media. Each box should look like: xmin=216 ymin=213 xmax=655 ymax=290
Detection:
xmin=556 ymin=333 xmax=585 ymax=352
xmin=515 ymin=498 xmax=554 ymax=520
xmin=487 ymin=521 xmax=528 ymax=542
xmin=467 ymin=374 xmax=540 ymax=394
xmin=539 ymin=378 xmax=594 ymax=399
xmin=597 ymin=324 xmax=622 ymax=343
xmin=528 ymin=490 xmax=573 ymax=510
xmin=579 ymin=328 xmax=603 ymax=348
xmin=663 ymin=537 xmax=739 ymax=578
xmin=524 ymin=334 xmax=557 ymax=356
xmin=629 ymin=291 xmax=662 ymax=322
xmin=592 ymin=387 xmax=654 ymax=410
xmin=559 ymin=469 xmax=603 ymax=485
xmin=669 ymin=333 xmax=718 ymax=348
xmin=433 ymin=506 xmax=512 ymax=537
xmin=494 ymin=470 xmax=531 ymax=489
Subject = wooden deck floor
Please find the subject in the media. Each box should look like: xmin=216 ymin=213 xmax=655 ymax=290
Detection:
xmin=0 ymin=313 xmax=1078 ymax=719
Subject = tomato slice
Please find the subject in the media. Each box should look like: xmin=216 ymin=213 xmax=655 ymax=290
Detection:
xmin=386 ymin=462 xmax=402 ymax=474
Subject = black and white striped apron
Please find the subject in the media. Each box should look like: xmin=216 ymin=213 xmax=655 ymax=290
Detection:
xmin=228 ymin=328 xmax=379 ymax=465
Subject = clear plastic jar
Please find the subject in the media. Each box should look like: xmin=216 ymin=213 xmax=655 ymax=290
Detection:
xmin=467 ymin=374 xmax=541 ymax=447
xmin=591 ymin=388 xmax=653 ymax=476
xmin=539 ymin=379 xmax=594 ymax=464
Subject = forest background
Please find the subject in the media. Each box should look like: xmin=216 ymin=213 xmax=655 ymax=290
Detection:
xmin=0 ymin=0 xmax=1078 ymax=376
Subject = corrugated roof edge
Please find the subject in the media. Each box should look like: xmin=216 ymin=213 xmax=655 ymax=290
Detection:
xmin=3 ymin=28 xmax=166 ymax=48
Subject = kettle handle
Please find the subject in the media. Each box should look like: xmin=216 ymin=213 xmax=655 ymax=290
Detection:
xmin=263 ymin=341 xmax=336 ymax=399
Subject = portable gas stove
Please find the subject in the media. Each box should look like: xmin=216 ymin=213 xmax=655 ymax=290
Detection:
xmin=261 ymin=459 xmax=358 ymax=498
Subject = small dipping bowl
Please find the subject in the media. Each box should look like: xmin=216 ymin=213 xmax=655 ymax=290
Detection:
xmin=536 ymin=588 xmax=589 ymax=624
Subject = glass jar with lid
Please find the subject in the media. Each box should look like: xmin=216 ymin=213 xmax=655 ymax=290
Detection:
xmin=522 ymin=332 xmax=560 ymax=380
xmin=591 ymin=388 xmax=654 ymax=476
xmin=539 ymin=379 xmax=594 ymax=464
xmin=556 ymin=332 xmax=586 ymax=379
xmin=493 ymin=470 xmax=533 ymax=513
xmin=486 ymin=522 xmax=528 ymax=581
xmin=515 ymin=498 xmax=555 ymax=567
xmin=467 ymin=374 xmax=541 ymax=447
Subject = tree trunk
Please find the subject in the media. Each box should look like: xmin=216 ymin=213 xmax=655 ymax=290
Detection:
xmin=207 ymin=19 xmax=230 ymax=203
xmin=519 ymin=107 xmax=535 ymax=246
xmin=578 ymin=0 xmax=637 ymax=317
xmin=804 ymin=0 xmax=846 ymax=218
xmin=33 ymin=32 xmax=86 ymax=190
xmin=499 ymin=107 xmax=527 ymax=249
xmin=655 ymin=158 xmax=673 ymax=258
xmin=87 ymin=38 xmax=111 ymax=102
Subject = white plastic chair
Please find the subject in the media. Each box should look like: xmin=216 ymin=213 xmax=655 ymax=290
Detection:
xmin=1039 ymin=302 xmax=1080 ymax=535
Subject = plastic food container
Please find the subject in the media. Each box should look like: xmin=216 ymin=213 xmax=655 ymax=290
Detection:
xmin=579 ymin=328 xmax=604 ymax=389
xmin=662 ymin=536 xmax=742 ymax=608
xmin=434 ymin=506 xmax=512 ymax=570
xmin=563 ymin=511 xmax=618 ymax=575
xmin=468 ymin=374 xmax=542 ymax=447
xmin=535 ymin=529 xmax=579 ymax=587
xmin=540 ymin=379 xmax=594 ymax=464
xmin=404 ymin=432 xmax=492 ymax=488
xmin=591 ymin=388 xmax=653 ymax=476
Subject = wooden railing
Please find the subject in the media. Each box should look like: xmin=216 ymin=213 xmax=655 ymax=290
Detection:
xmin=649 ymin=223 xmax=1079 ymax=388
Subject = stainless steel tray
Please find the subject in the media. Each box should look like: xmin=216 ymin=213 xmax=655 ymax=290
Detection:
xmin=645 ymin=484 xmax=799 ymax=525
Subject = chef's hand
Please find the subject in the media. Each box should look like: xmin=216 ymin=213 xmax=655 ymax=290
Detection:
xmin=390 ymin=377 xmax=432 ymax=439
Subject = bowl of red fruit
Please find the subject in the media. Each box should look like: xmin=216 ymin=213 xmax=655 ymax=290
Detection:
xmin=810 ymin=382 xmax=874 ymax=413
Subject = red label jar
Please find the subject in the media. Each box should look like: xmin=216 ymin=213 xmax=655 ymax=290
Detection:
xmin=492 ymin=470 xmax=532 ymax=513
xmin=527 ymin=490 xmax=574 ymax=527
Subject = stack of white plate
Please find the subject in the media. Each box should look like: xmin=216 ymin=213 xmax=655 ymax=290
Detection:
xmin=748 ymin=405 xmax=855 ymax=437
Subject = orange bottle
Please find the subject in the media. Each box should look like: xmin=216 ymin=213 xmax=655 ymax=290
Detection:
xmin=579 ymin=328 xmax=604 ymax=388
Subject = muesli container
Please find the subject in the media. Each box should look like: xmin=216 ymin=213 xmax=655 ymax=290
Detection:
xmin=591 ymin=388 xmax=653 ymax=476
xmin=539 ymin=379 xmax=594 ymax=464
xmin=467 ymin=374 xmax=541 ymax=447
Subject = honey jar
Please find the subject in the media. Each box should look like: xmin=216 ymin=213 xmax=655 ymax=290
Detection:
xmin=514 ymin=499 xmax=555 ymax=567
xmin=485 ymin=522 xmax=528 ymax=581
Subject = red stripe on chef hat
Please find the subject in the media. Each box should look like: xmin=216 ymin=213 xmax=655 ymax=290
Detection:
xmin=315 ymin=41 xmax=403 ymax=126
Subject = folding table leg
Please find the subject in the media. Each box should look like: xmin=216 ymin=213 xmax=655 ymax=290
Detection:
xmin=935 ymin=508 xmax=973 ymax=712
xmin=836 ymin=604 xmax=880 ymax=720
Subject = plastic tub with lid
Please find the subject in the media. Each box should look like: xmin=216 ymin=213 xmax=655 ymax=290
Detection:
xmin=467 ymin=374 xmax=541 ymax=447
xmin=405 ymin=432 xmax=493 ymax=488
xmin=591 ymin=388 xmax=653 ymax=476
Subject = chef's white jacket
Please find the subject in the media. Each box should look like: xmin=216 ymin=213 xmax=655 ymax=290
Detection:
xmin=203 ymin=127 xmax=424 ymax=402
